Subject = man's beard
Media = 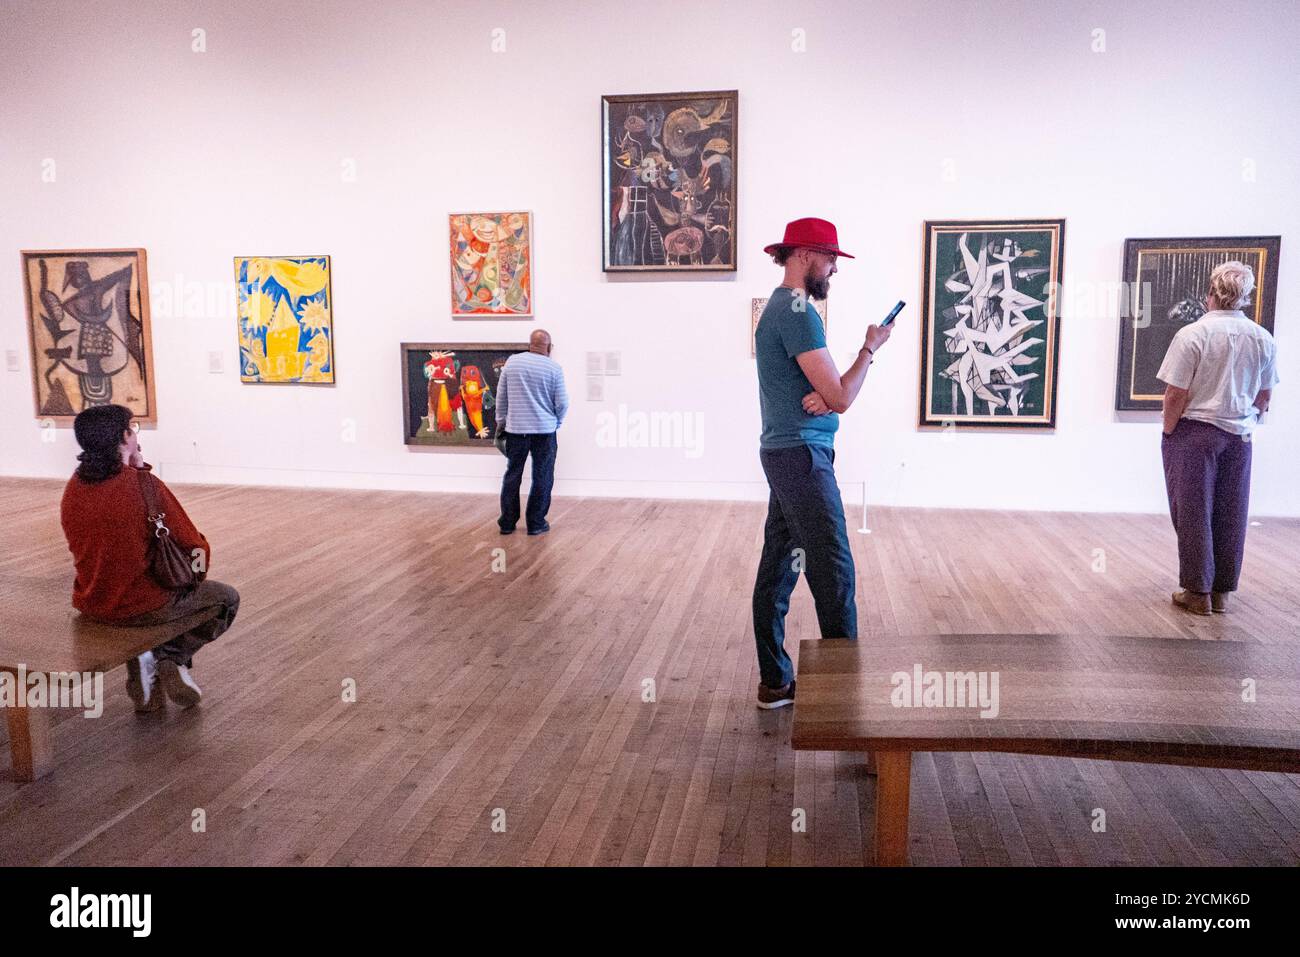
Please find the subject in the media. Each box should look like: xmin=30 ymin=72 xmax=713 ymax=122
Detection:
xmin=804 ymin=269 xmax=830 ymax=301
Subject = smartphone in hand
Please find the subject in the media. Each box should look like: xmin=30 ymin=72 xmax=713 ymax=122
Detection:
xmin=882 ymin=300 xmax=906 ymax=326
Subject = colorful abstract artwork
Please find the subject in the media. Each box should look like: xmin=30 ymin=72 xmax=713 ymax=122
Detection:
xmin=400 ymin=342 xmax=528 ymax=448
xmin=751 ymin=296 xmax=826 ymax=357
xmin=919 ymin=219 xmax=1065 ymax=430
xmin=22 ymin=249 xmax=156 ymax=423
xmin=602 ymin=90 xmax=737 ymax=272
xmin=449 ymin=212 xmax=533 ymax=317
xmin=234 ymin=256 xmax=334 ymax=383
xmin=1115 ymin=236 xmax=1281 ymax=410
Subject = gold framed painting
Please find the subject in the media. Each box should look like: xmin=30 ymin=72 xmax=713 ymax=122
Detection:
xmin=1115 ymin=236 xmax=1280 ymax=410
xmin=234 ymin=256 xmax=335 ymax=383
xmin=449 ymin=212 xmax=533 ymax=317
xmin=22 ymin=248 xmax=157 ymax=423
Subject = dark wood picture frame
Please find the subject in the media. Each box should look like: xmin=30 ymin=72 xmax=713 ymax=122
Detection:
xmin=601 ymin=89 xmax=738 ymax=273
xmin=1115 ymin=236 xmax=1281 ymax=411
xmin=399 ymin=341 xmax=529 ymax=451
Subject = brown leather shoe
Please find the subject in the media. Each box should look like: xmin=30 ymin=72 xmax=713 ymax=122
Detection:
xmin=1211 ymin=592 xmax=1231 ymax=613
xmin=1172 ymin=590 xmax=1212 ymax=616
xmin=757 ymin=680 xmax=796 ymax=710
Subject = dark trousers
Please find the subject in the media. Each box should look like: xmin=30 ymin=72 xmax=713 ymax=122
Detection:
xmin=119 ymin=579 xmax=241 ymax=667
xmin=752 ymin=444 xmax=857 ymax=688
xmin=499 ymin=432 xmax=558 ymax=533
xmin=1161 ymin=418 xmax=1253 ymax=594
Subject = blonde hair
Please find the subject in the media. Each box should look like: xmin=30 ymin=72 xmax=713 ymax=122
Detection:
xmin=1208 ymin=260 xmax=1255 ymax=310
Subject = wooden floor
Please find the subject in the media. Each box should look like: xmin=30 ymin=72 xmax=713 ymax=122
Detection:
xmin=2 ymin=476 xmax=1299 ymax=866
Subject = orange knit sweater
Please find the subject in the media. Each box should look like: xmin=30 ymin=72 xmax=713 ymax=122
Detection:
xmin=60 ymin=464 xmax=211 ymax=621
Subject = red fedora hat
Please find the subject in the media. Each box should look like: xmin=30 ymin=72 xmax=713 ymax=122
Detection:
xmin=763 ymin=217 xmax=855 ymax=259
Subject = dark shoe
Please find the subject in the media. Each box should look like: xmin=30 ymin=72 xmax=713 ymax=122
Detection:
xmin=157 ymin=659 xmax=202 ymax=708
xmin=125 ymin=651 xmax=163 ymax=713
xmin=1211 ymin=591 xmax=1231 ymax=613
xmin=756 ymin=679 xmax=796 ymax=710
xmin=1172 ymin=590 xmax=1212 ymax=616
xmin=527 ymin=523 xmax=550 ymax=536
xmin=499 ymin=526 xmax=515 ymax=535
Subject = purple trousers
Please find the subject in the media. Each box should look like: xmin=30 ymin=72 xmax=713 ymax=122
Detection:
xmin=1161 ymin=418 xmax=1253 ymax=594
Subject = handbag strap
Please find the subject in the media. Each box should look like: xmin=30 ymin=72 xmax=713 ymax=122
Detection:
xmin=135 ymin=468 xmax=171 ymax=537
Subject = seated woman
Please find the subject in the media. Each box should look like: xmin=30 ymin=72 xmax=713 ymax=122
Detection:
xmin=60 ymin=405 xmax=240 ymax=710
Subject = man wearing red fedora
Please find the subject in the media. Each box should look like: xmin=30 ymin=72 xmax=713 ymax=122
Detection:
xmin=752 ymin=217 xmax=892 ymax=709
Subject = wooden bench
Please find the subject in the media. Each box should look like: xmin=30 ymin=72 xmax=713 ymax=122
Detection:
xmin=791 ymin=634 xmax=1300 ymax=866
xmin=1 ymin=576 xmax=218 ymax=781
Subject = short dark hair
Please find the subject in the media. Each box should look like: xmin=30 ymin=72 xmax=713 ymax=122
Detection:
xmin=72 ymin=404 xmax=132 ymax=483
xmin=770 ymin=245 xmax=796 ymax=266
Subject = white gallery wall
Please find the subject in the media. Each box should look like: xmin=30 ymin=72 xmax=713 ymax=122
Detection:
xmin=1 ymin=0 xmax=1297 ymax=514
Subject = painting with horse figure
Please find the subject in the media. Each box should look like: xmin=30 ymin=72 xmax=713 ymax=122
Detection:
xmin=919 ymin=219 xmax=1065 ymax=430
xmin=400 ymin=342 xmax=528 ymax=449
xmin=22 ymin=249 xmax=156 ymax=423
xmin=602 ymin=90 xmax=737 ymax=272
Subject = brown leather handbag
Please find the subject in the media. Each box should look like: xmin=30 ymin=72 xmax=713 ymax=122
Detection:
xmin=136 ymin=469 xmax=202 ymax=590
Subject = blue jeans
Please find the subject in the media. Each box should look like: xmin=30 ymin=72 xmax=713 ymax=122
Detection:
xmin=499 ymin=432 xmax=557 ymax=532
xmin=752 ymin=444 xmax=857 ymax=688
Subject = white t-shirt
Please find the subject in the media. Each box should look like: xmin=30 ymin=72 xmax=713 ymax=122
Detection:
xmin=1156 ymin=310 xmax=1279 ymax=435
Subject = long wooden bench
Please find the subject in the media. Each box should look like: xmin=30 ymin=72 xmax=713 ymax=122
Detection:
xmin=1 ymin=575 xmax=218 ymax=781
xmin=791 ymin=633 xmax=1300 ymax=866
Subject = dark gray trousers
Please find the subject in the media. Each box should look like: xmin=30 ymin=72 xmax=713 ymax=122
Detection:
xmin=120 ymin=579 xmax=241 ymax=667
xmin=1161 ymin=419 xmax=1253 ymax=594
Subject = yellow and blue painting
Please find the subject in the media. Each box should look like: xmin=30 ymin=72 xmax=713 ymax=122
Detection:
xmin=234 ymin=255 xmax=334 ymax=383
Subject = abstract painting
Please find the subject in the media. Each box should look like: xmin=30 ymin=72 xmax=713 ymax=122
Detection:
xmin=1115 ymin=236 xmax=1281 ymax=410
xmin=919 ymin=219 xmax=1065 ymax=429
xmin=22 ymin=249 xmax=156 ymax=423
xmin=400 ymin=342 xmax=528 ymax=448
xmin=449 ymin=212 xmax=533 ymax=317
xmin=235 ymin=256 xmax=334 ymax=383
xmin=602 ymin=90 xmax=737 ymax=272
xmin=751 ymin=296 xmax=827 ymax=357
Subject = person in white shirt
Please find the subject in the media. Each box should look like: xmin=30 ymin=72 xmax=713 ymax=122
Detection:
xmin=1156 ymin=260 xmax=1279 ymax=615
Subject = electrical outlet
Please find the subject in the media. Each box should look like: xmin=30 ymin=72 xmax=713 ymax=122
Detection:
xmin=604 ymin=351 xmax=621 ymax=376
xmin=5 ymin=350 xmax=18 ymax=372
xmin=209 ymin=351 xmax=224 ymax=374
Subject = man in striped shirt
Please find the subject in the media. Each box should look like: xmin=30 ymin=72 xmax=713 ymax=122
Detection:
xmin=496 ymin=329 xmax=569 ymax=535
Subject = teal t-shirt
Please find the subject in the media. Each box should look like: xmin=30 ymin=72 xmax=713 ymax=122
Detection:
xmin=755 ymin=287 xmax=837 ymax=449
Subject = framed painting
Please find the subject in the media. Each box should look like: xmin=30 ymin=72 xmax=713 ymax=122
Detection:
xmin=22 ymin=248 xmax=156 ymax=423
xmin=1115 ymin=236 xmax=1281 ymax=410
xmin=751 ymin=296 xmax=827 ymax=357
xmin=400 ymin=342 xmax=528 ymax=449
xmin=919 ymin=219 xmax=1065 ymax=430
xmin=449 ymin=212 xmax=533 ymax=317
xmin=234 ymin=256 xmax=334 ymax=383
xmin=602 ymin=90 xmax=737 ymax=272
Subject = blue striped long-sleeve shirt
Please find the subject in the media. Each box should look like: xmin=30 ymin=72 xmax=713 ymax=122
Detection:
xmin=496 ymin=351 xmax=569 ymax=434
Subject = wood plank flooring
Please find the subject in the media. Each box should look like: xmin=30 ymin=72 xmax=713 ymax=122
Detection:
xmin=1 ymin=477 xmax=1298 ymax=866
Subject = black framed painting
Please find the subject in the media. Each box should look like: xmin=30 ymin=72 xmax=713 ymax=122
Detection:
xmin=1115 ymin=236 xmax=1281 ymax=411
xmin=918 ymin=219 xmax=1065 ymax=430
xmin=400 ymin=342 xmax=528 ymax=449
xmin=602 ymin=90 xmax=737 ymax=272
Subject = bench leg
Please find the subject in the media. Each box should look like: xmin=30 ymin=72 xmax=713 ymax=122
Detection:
xmin=874 ymin=750 xmax=912 ymax=866
xmin=3 ymin=670 xmax=54 ymax=782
